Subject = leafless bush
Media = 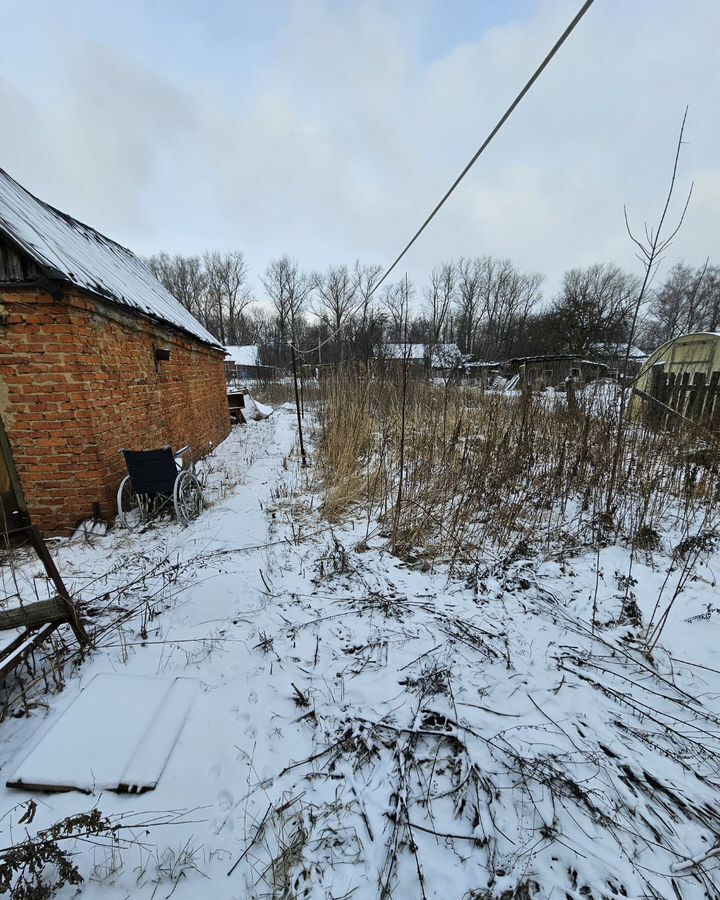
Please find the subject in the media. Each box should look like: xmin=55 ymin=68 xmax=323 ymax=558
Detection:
xmin=0 ymin=808 xmax=115 ymax=899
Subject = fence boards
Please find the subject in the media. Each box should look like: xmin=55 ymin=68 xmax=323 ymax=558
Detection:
xmin=641 ymin=366 xmax=720 ymax=428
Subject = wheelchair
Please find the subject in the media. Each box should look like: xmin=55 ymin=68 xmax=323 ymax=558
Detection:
xmin=116 ymin=445 xmax=203 ymax=529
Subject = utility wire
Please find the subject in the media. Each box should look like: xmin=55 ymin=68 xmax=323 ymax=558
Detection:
xmin=291 ymin=0 xmax=596 ymax=358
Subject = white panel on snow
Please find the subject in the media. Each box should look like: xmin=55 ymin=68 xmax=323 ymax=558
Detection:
xmin=7 ymin=674 xmax=198 ymax=794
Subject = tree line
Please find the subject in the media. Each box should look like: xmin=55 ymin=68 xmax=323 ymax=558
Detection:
xmin=144 ymin=251 xmax=720 ymax=366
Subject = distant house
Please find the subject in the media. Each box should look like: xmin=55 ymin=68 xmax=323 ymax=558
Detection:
xmin=462 ymin=360 xmax=504 ymax=386
xmin=592 ymin=343 xmax=647 ymax=378
xmin=0 ymin=168 xmax=230 ymax=534
xmin=375 ymin=342 xmax=466 ymax=375
xmin=224 ymin=345 xmax=271 ymax=381
xmin=429 ymin=343 xmax=465 ymax=374
xmin=377 ymin=343 xmax=426 ymax=369
xmin=507 ymin=354 xmax=608 ymax=389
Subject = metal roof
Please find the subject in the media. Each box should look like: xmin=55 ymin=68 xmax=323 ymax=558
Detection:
xmin=225 ymin=345 xmax=261 ymax=366
xmin=0 ymin=168 xmax=223 ymax=349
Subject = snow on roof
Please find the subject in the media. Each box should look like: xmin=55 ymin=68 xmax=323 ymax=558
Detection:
xmin=593 ymin=342 xmax=647 ymax=359
xmin=380 ymin=342 xmax=426 ymax=360
xmin=0 ymin=168 xmax=222 ymax=349
xmin=430 ymin=343 xmax=464 ymax=368
xmin=378 ymin=343 xmax=466 ymax=367
xmin=225 ymin=345 xmax=260 ymax=367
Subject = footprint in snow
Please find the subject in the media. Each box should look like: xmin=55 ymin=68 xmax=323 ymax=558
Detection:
xmin=230 ymin=703 xmax=250 ymax=722
xmin=248 ymin=690 xmax=258 ymax=704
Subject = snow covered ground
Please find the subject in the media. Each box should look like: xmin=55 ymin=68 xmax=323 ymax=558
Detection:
xmin=1 ymin=407 xmax=719 ymax=899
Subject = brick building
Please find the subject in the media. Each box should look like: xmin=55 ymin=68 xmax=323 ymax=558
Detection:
xmin=0 ymin=168 xmax=230 ymax=534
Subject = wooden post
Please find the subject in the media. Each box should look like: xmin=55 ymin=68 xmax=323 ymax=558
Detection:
xmin=708 ymin=371 xmax=720 ymax=424
xmin=300 ymin=361 xmax=305 ymax=419
xmin=0 ymin=414 xmax=29 ymax=530
xmin=690 ymin=371 xmax=706 ymax=420
xmin=678 ymin=372 xmax=691 ymax=422
xmin=520 ymin=363 xmax=529 ymax=395
xmin=648 ymin=363 xmax=665 ymax=427
xmin=27 ymin=525 xmax=89 ymax=645
xmin=565 ymin=376 xmax=581 ymax=421
xmin=290 ymin=343 xmax=307 ymax=468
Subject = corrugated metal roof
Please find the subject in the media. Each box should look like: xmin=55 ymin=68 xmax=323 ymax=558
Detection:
xmin=0 ymin=168 xmax=223 ymax=349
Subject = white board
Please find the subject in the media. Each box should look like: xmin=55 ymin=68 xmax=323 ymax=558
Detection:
xmin=7 ymin=673 xmax=198 ymax=794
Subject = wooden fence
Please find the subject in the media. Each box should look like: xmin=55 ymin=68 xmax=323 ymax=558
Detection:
xmin=635 ymin=366 xmax=720 ymax=428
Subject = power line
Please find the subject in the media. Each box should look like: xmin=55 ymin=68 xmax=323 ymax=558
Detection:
xmin=291 ymin=0 xmax=596 ymax=358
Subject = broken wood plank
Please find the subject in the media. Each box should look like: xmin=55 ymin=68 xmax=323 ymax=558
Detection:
xmin=0 ymin=598 xmax=67 ymax=631
xmin=0 ymin=623 xmax=59 ymax=682
xmin=26 ymin=525 xmax=88 ymax=644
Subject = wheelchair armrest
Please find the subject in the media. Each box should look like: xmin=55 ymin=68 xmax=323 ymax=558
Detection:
xmin=176 ymin=445 xmax=191 ymax=457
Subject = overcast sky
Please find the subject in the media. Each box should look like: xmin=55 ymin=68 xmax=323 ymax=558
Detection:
xmin=0 ymin=0 xmax=717 ymax=302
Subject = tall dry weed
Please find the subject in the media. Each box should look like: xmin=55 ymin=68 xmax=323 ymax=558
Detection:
xmin=314 ymin=371 xmax=719 ymax=566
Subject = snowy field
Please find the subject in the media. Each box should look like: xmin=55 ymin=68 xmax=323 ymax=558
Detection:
xmin=1 ymin=407 xmax=720 ymax=898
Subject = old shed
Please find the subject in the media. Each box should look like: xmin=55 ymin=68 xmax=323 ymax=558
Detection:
xmin=0 ymin=168 xmax=230 ymax=534
xmin=508 ymin=354 xmax=608 ymax=389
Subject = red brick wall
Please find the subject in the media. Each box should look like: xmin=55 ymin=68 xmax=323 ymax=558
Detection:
xmin=0 ymin=288 xmax=230 ymax=534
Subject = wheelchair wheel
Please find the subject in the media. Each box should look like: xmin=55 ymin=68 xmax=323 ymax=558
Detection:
xmin=117 ymin=475 xmax=148 ymax=530
xmin=173 ymin=471 xmax=203 ymax=525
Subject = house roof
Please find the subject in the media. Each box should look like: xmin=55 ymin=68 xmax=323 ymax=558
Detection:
xmin=592 ymin=342 xmax=647 ymax=359
xmin=225 ymin=345 xmax=260 ymax=367
xmin=0 ymin=168 xmax=222 ymax=349
xmin=380 ymin=342 xmax=427 ymax=360
xmin=378 ymin=342 xmax=466 ymax=367
xmin=509 ymin=354 xmax=609 ymax=368
xmin=430 ymin=343 xmax=464 ymax=368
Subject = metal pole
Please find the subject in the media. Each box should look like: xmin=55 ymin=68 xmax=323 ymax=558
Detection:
xmin=290 ymin=343 xmax=307 ymax=467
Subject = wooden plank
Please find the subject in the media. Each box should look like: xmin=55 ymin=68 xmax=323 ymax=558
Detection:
xmin=706 ymin=372 xmax=720 ymax=422
xmin=673 ymin=372 xmax=690 ymax=423
xmin=0 ymin=623 xmax=59 ymax=682
xmin=26 ymin=525 xmax=89 ymax=644
xmin=0 ymin=414 xmax=28 ymax=529
xmin=632 ymin=387 xmax=706 ymax=430
xmin=648 ymin=365 xmax=666 ymax=427
xmin=690 ymin=372 xmax=706 ymax=420
xmin=0 ymin=598 xmax=67 ymax=631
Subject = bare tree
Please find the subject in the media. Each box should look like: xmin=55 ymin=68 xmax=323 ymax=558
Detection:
xmin=261 ymin=255 xmax=311 ymax=348
xmin=455 ymin=257 xmax=482 ymax=355
xmin=146 ymin=253 xmax=207 ymax=324
xmin=476 ymin=257 xmax=543 ymax=358
xmin=424 ymin=262 xmax=455 ymax=346
xmin=353 ymin=261 xmax=382 ymax=326
xmin=312 ymin=264 xmax=357 ymax=336
xmin=203 ymin=251 xmax=253 ymax=345
xmin=605 ymin=108 xmax=693 ymax=547
xmin=381 ymin=278 xmax=414 ymax=345
xmin=543 ymin=263 xmax=640 ymax=356
xmin=644 ymin=259 xmax=720 ymax=344
xmin=351 ymin=261 xmax=384 ymax=368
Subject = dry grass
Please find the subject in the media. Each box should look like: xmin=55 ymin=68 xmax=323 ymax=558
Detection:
xmin=314 ymin=371 xmax=720 ymax=567
xmin=243 ymin=378 xmax=321 ymax=408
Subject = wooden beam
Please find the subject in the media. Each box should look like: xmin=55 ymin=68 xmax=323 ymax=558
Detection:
xmin=0 ymin=598 xmax=67 ymax=631
xmin=26 ymin=525 xmax=89 ymax=645
xmin=0 ymin=623 xmax=59 ymax=682
xmin=0 ymin=413 xmax=28 ymax=524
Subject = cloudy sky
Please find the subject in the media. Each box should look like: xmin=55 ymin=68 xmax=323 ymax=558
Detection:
xmin=0 ymin=0 xmax=717 ymax=301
